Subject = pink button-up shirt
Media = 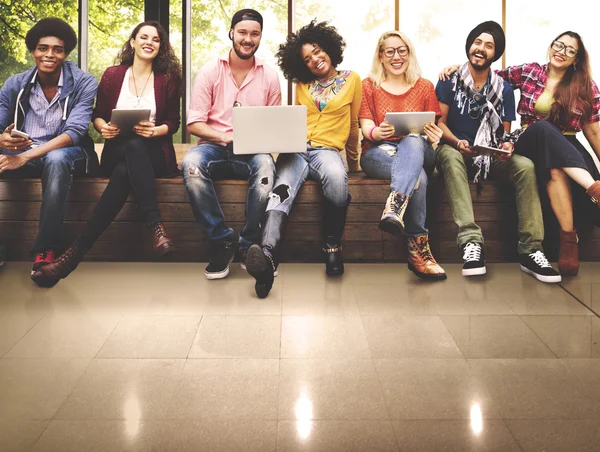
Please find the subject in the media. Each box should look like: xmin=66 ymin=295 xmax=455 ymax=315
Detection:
xmin=188 ymin=53 xmax=282 ymax=145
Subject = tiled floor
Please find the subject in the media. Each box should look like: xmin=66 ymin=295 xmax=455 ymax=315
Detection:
xmin=0 ymin=261 xmax=599 ymax=451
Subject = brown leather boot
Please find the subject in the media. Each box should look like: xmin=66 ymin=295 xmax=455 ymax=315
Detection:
xmin=558 ymin=229 xmax=579 ymax=276
xmin=586 ymin=181 xmax=600 ymax=207
xmin=407 ymin=234 xmax=447 ymax=281
xmin=151 ymin=222 xmax=176 ymax=256
xmin=30 ymin=238 xmax=86 ymax=288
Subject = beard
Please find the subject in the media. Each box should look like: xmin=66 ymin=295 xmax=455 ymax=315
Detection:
xmin=469 ymin=51 xmax=493 ymax=70
xmin=233 ymin=40 xmax=258 ymax=60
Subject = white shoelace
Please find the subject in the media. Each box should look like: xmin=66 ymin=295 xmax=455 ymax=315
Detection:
xmin=463 ymin=242 xmax=482 ymax=262
xmin=529 ymin=251 xmax=551 ymax=268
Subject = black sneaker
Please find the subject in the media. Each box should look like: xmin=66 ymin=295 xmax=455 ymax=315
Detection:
xmin=461 ymin=242 xmax=486 ymax=276
xmin=520 ymin=251 xmax=562 ymax=283
xmin=246 ymin=244 xmax=276 ymax=298
xmin=205 ymin=240 xmax=238 ymax=280
xmin=239 ymin=247 xmax=278 ymax=277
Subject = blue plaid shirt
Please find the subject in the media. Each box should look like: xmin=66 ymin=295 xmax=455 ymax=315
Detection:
xmin=23 ymin=70 xmax=64 ymax=146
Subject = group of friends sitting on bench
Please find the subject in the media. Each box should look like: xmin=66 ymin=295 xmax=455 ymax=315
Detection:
xmin=1 ymin=10 xmax=599 ymax=298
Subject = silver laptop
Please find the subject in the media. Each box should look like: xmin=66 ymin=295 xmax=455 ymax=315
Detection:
xmin=232 ymin=105 xmax=307 ymax=154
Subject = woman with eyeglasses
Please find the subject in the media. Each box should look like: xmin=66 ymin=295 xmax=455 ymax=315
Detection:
xmin=441 ymin=31 xmax=600 ymax=277
xmin=359 ymin=30 xmax=446 ymax=280
xmin=245 ymin=20 xmax=360 ymax=298
xmin=32 ymin=21 xmax=182 ymax=287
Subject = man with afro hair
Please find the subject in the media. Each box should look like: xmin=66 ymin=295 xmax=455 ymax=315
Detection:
xmin=0 ymin=17 xmax=98 ymax=280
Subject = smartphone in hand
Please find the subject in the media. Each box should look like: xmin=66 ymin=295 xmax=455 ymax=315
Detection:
xmin=10 ymin=129 xmax=30 ymax=140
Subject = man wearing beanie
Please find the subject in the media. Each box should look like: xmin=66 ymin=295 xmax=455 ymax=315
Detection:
xmin=182 ymin=9 xmax=280 ymax=279
xmin=0 ymin=18 xmax=98 ymax=280
xmin=435 ymin=21 xmax=560 ymax=283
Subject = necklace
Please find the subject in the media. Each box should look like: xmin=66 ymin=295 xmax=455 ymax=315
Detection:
xmin=131 ymin=69 xmax=153 ymax=107
xmin=316 ymin=71 xmax=339 ymax=88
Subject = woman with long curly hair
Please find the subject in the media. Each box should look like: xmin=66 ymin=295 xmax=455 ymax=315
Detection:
xmin=32 ymin=21 xmax=182 ymax=287
xmin=245 ymin=19 xmax=361 ymax=298
xmin=441 ymin=31 xmax=600 ymax=277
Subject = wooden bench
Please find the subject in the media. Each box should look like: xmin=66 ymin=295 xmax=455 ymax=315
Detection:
xmin=1 ymin=144 xmax=598 ymax=263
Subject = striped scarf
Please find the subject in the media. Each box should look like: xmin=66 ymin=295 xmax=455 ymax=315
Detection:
xmin=452 ymin=63 xmax=505 ymax=181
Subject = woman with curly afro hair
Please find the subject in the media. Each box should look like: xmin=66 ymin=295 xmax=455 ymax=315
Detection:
xmin=246 ymin=19 xmax=361 ymax=298
xmin=32 ymin=21 xmax=182 ymax=288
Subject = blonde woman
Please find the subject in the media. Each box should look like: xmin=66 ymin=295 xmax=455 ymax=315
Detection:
xmin=359 ymin=31 xmax=446 ymax=280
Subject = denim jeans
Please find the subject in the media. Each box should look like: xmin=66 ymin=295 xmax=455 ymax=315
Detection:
xmin=0 ymin=145 xmax=87 ymax=255
xmin=182 ymin=143 xmax=275 ymax=250
xmin=266 ymin=146 xmax=348 ymax=214
xmin=360 ymin=135 xmax=435 ymax=236
xmin=436 ymin=143 xmax=544 ymax=254
xmin=79 ymin=136 xmax=166 ymax=248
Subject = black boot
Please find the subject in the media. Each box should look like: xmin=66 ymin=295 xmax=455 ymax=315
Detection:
xmin=322 ymin=195 xmax=351 ymax=276
xmin=246 ymin=210 xmax=288 ymax=298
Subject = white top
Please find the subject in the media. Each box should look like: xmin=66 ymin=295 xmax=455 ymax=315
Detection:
xmin=115 ymin=67 xmax=156 ymax=123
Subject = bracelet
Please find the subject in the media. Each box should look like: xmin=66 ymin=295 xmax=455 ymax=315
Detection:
xmin=368 ymin=126 xmax=377 ymax=141
xmin=456 ymin=139 xmax=466 ymax=150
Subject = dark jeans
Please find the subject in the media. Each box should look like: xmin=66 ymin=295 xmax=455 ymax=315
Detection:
xmin=79 ymin=136 xmax=166 ymax=248
xmin=0 ymin=145 xmax=87 ymax=255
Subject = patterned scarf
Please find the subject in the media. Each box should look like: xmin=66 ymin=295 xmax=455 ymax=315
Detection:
xmin=451 ymin=63 xmax=505 ymax=181
xmin=308 ymin=70 xmax=350 ymax=111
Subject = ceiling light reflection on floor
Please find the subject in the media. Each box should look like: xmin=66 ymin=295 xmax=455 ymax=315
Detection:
xmin=295 ymin=387 xmax=313 ymax=441
xmin=470 ymin=403 xmax=483 ymax=435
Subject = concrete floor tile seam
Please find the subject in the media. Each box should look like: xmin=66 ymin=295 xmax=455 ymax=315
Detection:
xmin=41 ymin=358 xmax=95 ymax=424
xmin=89 ymin=314 xmax=125 ymax=360
xmin=0 ymin=313 xmax=46 ymax=360
xmin=501 ymin=419 xmax=527 ymax=452
xmin=559 ymin=284 xmax=600 ymax=318
xmin=509 ymin=315 xmax=560 ymax=359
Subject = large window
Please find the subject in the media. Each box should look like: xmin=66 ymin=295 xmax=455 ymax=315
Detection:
xmin=189 ymin=1 xmax=288 ymax=104
xmin=505 ymin=1 xmax=600 ymax=149
xmin=1 ymin=0 xmax=598 ymax=146
xmin=0 ymin=1 xmax=78 ymax=89
xmin=399 ymin=0 xmax=502 ymax=83
xmin=295 ymin=0 xmax=395 ymax=80
xmin=87 ymin=0 xmax=145 ymax=81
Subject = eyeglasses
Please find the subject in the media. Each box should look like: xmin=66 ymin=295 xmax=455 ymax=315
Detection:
xmin=381 ymin=46 xmax=409 ymax=58
xmin=468 ymin=92 xmax=486 ymax=120
xmin=551 ymin=40 xmax=578 ymax=58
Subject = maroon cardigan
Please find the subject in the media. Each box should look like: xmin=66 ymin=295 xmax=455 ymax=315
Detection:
xmin=92 ymin=65 xmax=180 ymax=176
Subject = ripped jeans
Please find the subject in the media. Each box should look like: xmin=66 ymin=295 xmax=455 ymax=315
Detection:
xmin=182 ymin=143 xmax=275 ymax=250
xmin=266 ymin=146 xmax=348 ymax=214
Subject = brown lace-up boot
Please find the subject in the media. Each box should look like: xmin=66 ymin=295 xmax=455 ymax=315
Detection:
xmin=30 ymin=238 xmax=87 ymax=288
xmin=151 ymin=222 xmax=176 ymax=256
xmin=407 ymin=234 xmax=447 ymax=281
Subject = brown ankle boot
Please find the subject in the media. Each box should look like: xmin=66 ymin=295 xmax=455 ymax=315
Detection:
xmin=586 ymin=181 xmax=600 ymax=207
xmin=407 ymin=234 xmax=447 ymax=281
xmin=30 ymin=239 xmax=86 ymax=288
xmin=151 ymin=222 xmax=176 ymax=256
xmin=558 ymin=229 xmax=579 ymax=276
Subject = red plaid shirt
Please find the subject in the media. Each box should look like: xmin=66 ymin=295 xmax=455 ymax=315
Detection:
xmin=496 ymin=62 xmax=600 ymax=133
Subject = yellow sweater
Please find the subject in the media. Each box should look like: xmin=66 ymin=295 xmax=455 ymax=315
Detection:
xmin=296 ymin=71 xmax=362 ymax=170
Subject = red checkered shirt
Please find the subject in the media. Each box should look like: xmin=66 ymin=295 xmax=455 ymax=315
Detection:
xmin=496 ymin=62 xmax=600 ymax=133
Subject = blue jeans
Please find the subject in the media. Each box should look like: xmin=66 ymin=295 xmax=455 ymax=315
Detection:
xmin=266 ymin=146 xmax=348 ymax=214
xmin=0 ymin=145 xmax=87 ymax=254
xmin=182 ymin=143 xmax=275 ymax=250
xmin=360 ymin=135 xmax=435 ymax=236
